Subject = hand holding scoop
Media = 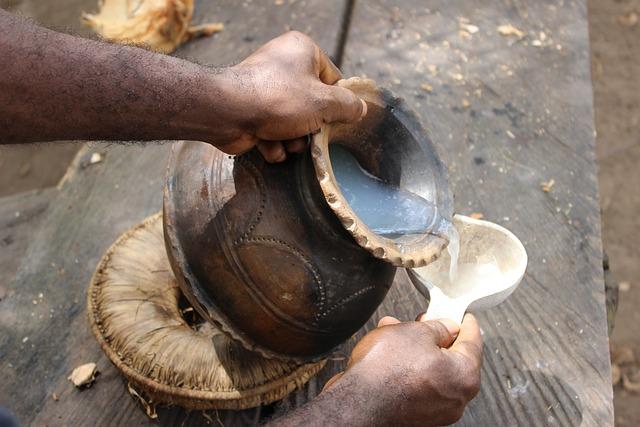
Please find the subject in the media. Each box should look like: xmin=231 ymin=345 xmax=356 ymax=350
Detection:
xmin=407 ymin=215 xmax=527 ymax=325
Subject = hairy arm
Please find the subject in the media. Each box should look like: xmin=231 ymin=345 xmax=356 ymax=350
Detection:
xmin=0 ymin=9 xmax=236 ymax=145
xmin=0 ymin=10 xmax=365 ymax=161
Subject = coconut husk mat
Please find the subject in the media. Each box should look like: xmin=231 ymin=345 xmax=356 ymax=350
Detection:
xmin=87 ymin=213 xmax=325 ymax=410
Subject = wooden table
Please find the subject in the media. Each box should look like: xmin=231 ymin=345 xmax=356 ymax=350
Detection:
xmin=0 ymin=0 xmax=613 ymax=425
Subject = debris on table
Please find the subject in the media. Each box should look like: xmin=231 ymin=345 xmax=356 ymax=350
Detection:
xmin=470 ymin=212 xmax=484 ymax=220
xmin=619 ymin=281 xmax=631 ymax=292
xmin=81 ymin=152 xmax=105 ymax=169
xmin=540 ymin=179 xmax=555 ymax=192
xmin=52 ymin=393 xmax=59 ymax=402
xmin=617 ymin=11 xmax=638 ymax=28
xmin=89 ymin=153 xmax=104 ymax=165
xmin=68 ymin=363 xmax=98 ymax=388
xmin=420 ymin=82 xmax=433 ymax=93
xmin=497 ymin=24 xmax=525 ymax=38
xmin=82 ymin=0 xmax=224 ymax=54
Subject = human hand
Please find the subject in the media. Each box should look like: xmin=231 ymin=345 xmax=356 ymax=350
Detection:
xmin=323 ymin=314 xmax=482 ymax=427
xmin=212 ymin=31 xmax=367 ymax=162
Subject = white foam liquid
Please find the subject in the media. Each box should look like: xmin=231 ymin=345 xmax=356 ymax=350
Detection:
xmin=330 ymin=145 xmax=440 ymax=236
xmin=431 ymin=220 xmax=503 ymax=301
xmin=432 ymin=262 xmax=503 ymax=299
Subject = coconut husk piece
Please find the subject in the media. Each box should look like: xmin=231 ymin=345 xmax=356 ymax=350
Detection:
xmin=82 ymin=0 xmax=223 ymax=54
xmin=87 ymin=213 xmax=325 ymax=410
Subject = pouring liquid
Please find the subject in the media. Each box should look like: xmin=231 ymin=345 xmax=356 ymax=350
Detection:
xmin=430 ymin=219 xmax=505 ymax=302
xmin=330 ymin=144 xmax=497 ymax=301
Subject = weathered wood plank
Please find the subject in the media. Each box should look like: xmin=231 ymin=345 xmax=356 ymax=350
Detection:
xmin=332 ymin=0 xmax=612 ymax=425
xmin=0 ymin=188 xmax=56 ymax=296
xmin=0 ymin=1 xmax=349 ymax=426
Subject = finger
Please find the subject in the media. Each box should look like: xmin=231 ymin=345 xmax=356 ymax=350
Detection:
xmin=221 ymin=134 xmax=259 ymax=155
xmin=316 ymin=47 xmax=342 ymax=84
xmin=322 ymin=372 xmax=344 ymax=391
xmin=283 ymin=137 xmax=307 ymax=153
xmin=321 ymin=85 xmax=367 ymax=124
xmin=377 ymin=316 xmax=401 ymax=327
xmin=450 ymin=314 xmax=483 ymax=362
xmin=257 ymin=140 xmax=287 ymax=163
xmin=421 ymin=319 xmax=460 ymax=348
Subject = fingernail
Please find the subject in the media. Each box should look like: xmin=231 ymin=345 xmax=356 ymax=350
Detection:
xmin=436 ymin=318 xmax=460 ymax=338
xmin=359 ymin=99 xmax=367 ymax=119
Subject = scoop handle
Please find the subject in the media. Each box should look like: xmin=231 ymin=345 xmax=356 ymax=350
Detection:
xmin=422 ymin=293 xmax=467 ymax=326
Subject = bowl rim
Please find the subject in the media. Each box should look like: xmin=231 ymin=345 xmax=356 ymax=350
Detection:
xmin=311 ymin=77 xmax=453 ymax=268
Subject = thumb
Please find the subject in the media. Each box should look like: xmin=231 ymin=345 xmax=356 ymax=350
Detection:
xmin=421 ymin=318 xmax=461 ymax=349
xmin=321 ymin=85 xmax=367 ymax=124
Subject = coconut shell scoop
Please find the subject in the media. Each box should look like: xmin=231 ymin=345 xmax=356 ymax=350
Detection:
xmin=407 ymin=215 xmax=528 ymax=325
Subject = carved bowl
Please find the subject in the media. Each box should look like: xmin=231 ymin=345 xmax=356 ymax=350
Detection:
xmin=163 ymin=78 xmax=452 ymax=360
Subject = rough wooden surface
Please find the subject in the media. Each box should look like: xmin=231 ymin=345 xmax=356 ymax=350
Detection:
xmin=0 ymin=0 xmax=613 ymax=425
xmin=0 ymin=188 xmax=55 ymax=298
xmin=336 ymin=0 xmax=613 ymax=425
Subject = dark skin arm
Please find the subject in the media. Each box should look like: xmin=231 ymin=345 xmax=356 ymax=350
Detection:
xmin=270 ymin=314 xmax=482 ymax=427
xmin=0 ymin=9 xmax=366 ymax=162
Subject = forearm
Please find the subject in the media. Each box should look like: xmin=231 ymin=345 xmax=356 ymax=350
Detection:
xmin=0 ymin=9 xmax=244 ymax=145
xmin=267 ymin=373 xmax=387 ymax=427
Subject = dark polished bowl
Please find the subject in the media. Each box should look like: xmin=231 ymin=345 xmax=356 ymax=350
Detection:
xmin=163 ymin=78 xmax=452 ymax=360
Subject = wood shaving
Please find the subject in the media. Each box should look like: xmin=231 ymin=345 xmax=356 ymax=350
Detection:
xmin=127 ymin=382 xmax=158 ymax=419
xmin=68 ymin=363 xmax=98 ymax=387
xmin=90 ymin=153 xmax=104 ymax=165
xmin=461 ymin=99 xmax=470 ymax=108
xmin=420 ymin=83 xmax=433 ymax=93
xmin=540 ymin=179 xmax=555 ymax=192
xmin=620 ymin=281 xmax=631 ymax=292
xmin=497 ymin=24 xmax=524 ymax=38
xmin=470 ymin=213 xmax=484 ymax=219
xmin=461 ymin=23 xmax=479 ymax=34
xmin=52 ymin=393 xmax=59 ymax=402
xmin=82 ymin=0 xmax=223 ymax=54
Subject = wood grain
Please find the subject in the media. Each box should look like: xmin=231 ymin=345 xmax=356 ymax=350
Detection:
xmin=335 ymin=0 xmax=613 ymax=425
